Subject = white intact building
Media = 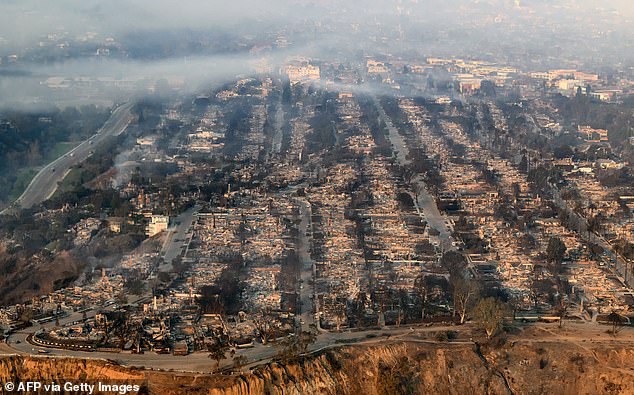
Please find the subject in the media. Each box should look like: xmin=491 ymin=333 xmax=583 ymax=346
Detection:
xmin=146 ymin=215 xmax=169 ymax=237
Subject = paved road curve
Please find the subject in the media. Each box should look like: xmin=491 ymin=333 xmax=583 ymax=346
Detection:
xmin=1 ymin=318 xmax=466 ymax=374
xmin=7 ymin=103 xmax=134 ymax=211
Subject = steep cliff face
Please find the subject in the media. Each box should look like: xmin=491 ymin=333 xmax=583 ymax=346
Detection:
xmin=0 ymin=356 xmax=144 ymax=383
xmin=205 ymin=341 xmax=634 ymax=395
xmin=2 ymin=340 xmax=634 ymax=394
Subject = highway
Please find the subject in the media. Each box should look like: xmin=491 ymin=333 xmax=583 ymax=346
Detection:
xmin=5 ymin=103 xmax=134 ymax=211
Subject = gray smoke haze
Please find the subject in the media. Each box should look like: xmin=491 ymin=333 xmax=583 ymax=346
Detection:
xmin=0 ymin=37 xmax=348 ymax=109
xmin=0 ymin=0 xmax=294 ymax=47
xmin=1 ymin=0 xmax=633 ymax=109
xmin=2 ymin=0 xmax=632 ymax=49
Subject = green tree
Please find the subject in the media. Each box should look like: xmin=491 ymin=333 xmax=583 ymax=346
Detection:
xmin=608 ymin=311 xmax=626 ymax=337
xmin=473 ymin=297 xmax=509 ymax=339
xmin=157 ymin=271 xmax=171 ymax=284
xmin=233 ymin=354 xmax=248 ymax=369
xmin=415 ymin=274 xmax=444 ymax=320
xmin=254 ymin=309 xmax=276 ymax=344
xmin=208 ymin=339 xmax=230 ymax=370
xmin=27 ymin=141 xmax=42 ymax=165
xmin=480 ymin=80 xmax=497 ymax=98
xmin=441 ymin=251 xmax=468 ymax=276
xmin=276 ymin=329 xmax=317 ymax=361
xmin=547 ymin=237 xmax=567 ymax=273
xmin=124 ymin=277 xmax=145 ymax=295
xmin=450 ymin=275 xmax=479 ymax=324
xmin=519 ymin=155 xmax=529 ymax=174
xmin=115 ymin=292 xmax=128 ymax=305
xmin=282 ymin=80 xmax=292 ymax=104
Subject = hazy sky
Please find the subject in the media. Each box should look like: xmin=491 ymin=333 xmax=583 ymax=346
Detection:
xmin=2 ymin=1 xmax=633 ymax=55
xmin=1 ymin=0 xmax=632 ymax=108
xmin=1 ymin=0 xmax=631 ymax=46
xmin=0 ymin=0 xmax=297 ymax=47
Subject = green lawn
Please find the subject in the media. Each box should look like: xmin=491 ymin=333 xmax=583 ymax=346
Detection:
xmin=7 ymin=168 xmax=38 ymax=200
xmin=45 ymin=141 xmax=78 ymax=162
